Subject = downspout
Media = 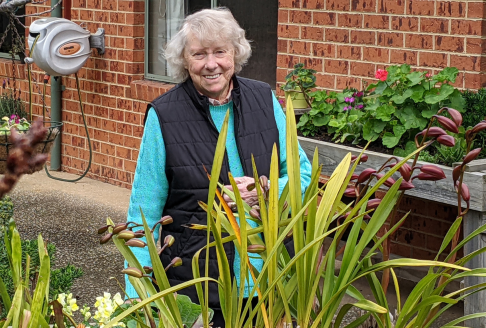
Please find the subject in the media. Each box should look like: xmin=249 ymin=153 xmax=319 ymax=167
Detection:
xmin=49 ymin=0 xmax=70 ymax=170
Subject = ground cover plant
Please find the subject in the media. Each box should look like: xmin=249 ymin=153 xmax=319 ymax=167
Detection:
xmin=90 ymin=98 xmax=486 ymax=328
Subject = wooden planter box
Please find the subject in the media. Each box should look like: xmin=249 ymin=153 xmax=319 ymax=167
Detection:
xmin=298 ymin=136 xmax=486 ymax=327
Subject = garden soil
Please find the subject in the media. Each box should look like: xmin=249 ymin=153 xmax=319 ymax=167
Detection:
xmin=8 ymin=170 xmax=463 ymax=327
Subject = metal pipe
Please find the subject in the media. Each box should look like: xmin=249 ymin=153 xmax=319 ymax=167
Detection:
xmin=50 ymin=0 xmax=62 ymax=170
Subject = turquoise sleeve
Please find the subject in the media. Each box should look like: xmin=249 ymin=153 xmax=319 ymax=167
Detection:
xmin=272 ymin=95 xmax=313 ymax=197
xmin=125 ymin=108 xmax=168 ymax=299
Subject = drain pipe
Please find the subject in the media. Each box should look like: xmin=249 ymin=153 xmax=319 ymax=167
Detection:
xmin=48 ymin=0 xmax=65 ymax=170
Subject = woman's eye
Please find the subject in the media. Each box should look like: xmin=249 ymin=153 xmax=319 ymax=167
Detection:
xmin=193 ymin=53 xmax=205 ymax=59
xmin=215 ymin=50 xmax=226 ymax=57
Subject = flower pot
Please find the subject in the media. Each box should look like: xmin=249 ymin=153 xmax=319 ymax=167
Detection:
xmin=0 ymin=121 xmax=62 ymax=174
xmin=284 ymin=89 xmax=308 ymax=109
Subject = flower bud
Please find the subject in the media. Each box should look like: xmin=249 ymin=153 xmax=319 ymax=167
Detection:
xmin=471 ymin=122 xmax=486 ymax=135
xmin=99 ymin=233 xmax=113 ymax=244
xmin=436 ymin=135 xmax=455 ymax=147
xmin=259 ymin=176 xmax=269 ymax=191
xmin=249 ymin=208 xmax=261 ymax=220
xmin=434 ymin=115 xmax=459 ymax=134
xmin=246 ymin=183 xmax=255 ymax=191
xmin=398 ymin=181 xmax=415 ymax=190
xmin=446 ymin=107 xmax=462 ymax=127
xmin=247 ymin=245 xmax=266 ymax=254
xmin=452 ymin=165 xmax=462 ymax=183
xmin=122 ymin=267 xmax=143 ymax=278
xmin=143 ymin=266 xmax=153 ymax=274
xmin=372 ymin=173 xmax=396 ymax=188
xmin=398 ymin=163 xmax=412 ymax=182
xmin=366 ymin=199 xmax=381 ymax=210
xmin=417 ymin=127 xmax=447 ymax=138
xmin=357 ymin=168 xmax=376 ymax=183
xmin=164 ymin=235 xmax=175 ymax=247
xmin=165 ymin=257 xmax=183 ymax=271
xmin=413 ymin=173 xmax=443 ymax=181
xmin=350 ymin=174 xmax=359 ymax=181
xmin=420 ymin=165 xmax=446 ymax=180
xmin=360 ymin=154 xmax=369 ymax=163
xmin=351 ymin=155 xmax=358 ymax=162
xmin=98 ymin=225 xmax=109 ymax=234
xmin=344 ymin=187 xmax=357 ymax=198
xmin=125 ymin=239 xmax=147 ymax=248
xmin=463 ymin=148 xmax=481 ymax=166
xmin=112 ymin=223 xmax=129 ymax=234
xmin=117 ymin=230 xmax=135 ymax=240
xmin=160 ymin=216 xmax=173 ymax=225
xmin=455 ymin=181 xmax=471 ymax=202
xmin=133 ymin=230 xmax=145 ymax=238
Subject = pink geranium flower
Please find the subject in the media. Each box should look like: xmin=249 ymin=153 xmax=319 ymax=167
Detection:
xmin=375 ymin=69 xmax=388 ymax=81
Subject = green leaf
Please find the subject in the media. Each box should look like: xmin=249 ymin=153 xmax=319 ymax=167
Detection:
xmin=396 ymin=106 xmax=428 ymax=129
xmin=437 ymin=67 xmax=459 ymax=83
xmin=410 ymin=85 xmax=425 ymax=103
xmin=449 ymin=89 xmax=466 ymax=112
xmin=376 ymin=104 xmax=395 ymax=121
xmin=176 ymin=294 xmax=214 ymax=328
xmin=382 ymin=132 xmax=400 ymax=148
xmin=373 ymin=120 xmax=387 ymax=133
xmin=374 ymin=82 xmax=387 ymax=95
xmin=391 ymin=89 xmax=413 ymax=105
xmin=424 ymin=84 xmax=455 ymax=104
xmin=393 ymin=125 xmax=406 ymax=138
xmin=406 ymin=71 xmax=423 ymax=86
xmin=312 ymin=114 xmax=330 ymax=127
xmin=400 ymin=64 xmax=411 ymax=74
xmin=363 ymin=121 xmax=380 ymax=141
xmin=421 ymin=106 xmax=438 ymax=119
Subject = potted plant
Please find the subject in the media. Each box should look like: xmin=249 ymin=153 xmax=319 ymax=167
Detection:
xmin=280 ymin=63 xmax=316 ymax=110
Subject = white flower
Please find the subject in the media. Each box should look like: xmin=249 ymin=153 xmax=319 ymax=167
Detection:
xmin=113 ymin=293 xmax=124 ymax=306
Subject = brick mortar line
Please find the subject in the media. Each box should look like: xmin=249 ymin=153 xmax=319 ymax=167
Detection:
xmin=279 ymin=48 xmax=484 ymax=58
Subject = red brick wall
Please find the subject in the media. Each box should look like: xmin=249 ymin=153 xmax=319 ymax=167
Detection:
xmin=276 ymin=0 xmax=486 ymax=95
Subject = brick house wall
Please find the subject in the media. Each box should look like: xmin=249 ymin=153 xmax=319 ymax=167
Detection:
xmin=276 ymin=0 xmax=486 ymax=95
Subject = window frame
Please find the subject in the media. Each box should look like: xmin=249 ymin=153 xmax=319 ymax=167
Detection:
xmin=144 ymin=0 xmax=218 ymax=82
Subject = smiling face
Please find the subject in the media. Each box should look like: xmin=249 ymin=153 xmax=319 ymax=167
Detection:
xmin=183 ymin=33 xmax=235 ymax=101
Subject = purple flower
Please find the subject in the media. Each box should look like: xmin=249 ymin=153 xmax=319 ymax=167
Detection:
xmin=343 ymin=106 xmax=349 ymax=111
xmin=278 ymin=99 xmax=284 ymax=105
xmin=356 ymin=104 xmax=364 ymax=110
xmin=349 ymin=97 xmax=355 ymax=103
xmin=353 ymin=91 xmax=364 ymax=97
xmin=10 ymin=114 xmax=17 ymax=120
xmin=345 ymin=97 xmax=350 ymax=103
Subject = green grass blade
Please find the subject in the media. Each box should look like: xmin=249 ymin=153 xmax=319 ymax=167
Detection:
xmin=0 ymin=274 xmax=11 ymax=311
xmin=434 ymin=217 xmax=462 ymax=261
xmin=27 ymin=236 xmax=50 ymax=328
xmin=3 ymin=284 xmax=23 ymax=328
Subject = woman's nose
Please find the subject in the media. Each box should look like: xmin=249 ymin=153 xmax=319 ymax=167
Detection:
xmin=204 ymin=54 xmax=218 ymax=70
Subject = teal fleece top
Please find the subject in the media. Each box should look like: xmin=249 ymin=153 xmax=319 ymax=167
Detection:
xmin=125 ymin=94 xmax=312 ymax=299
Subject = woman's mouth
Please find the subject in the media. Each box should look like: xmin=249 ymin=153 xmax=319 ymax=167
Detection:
xmin=204 ymin=74 xmax=221 ymax=80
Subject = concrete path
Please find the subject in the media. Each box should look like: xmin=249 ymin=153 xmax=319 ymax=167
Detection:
xmin=9 ymin=170 xmax=130 ymax=307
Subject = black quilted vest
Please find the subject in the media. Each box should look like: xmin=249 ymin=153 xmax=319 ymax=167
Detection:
xmin=146 ymin=76 xmax=279 ymax=309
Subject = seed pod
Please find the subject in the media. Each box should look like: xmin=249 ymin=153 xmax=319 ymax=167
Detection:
xmin=143 ymin=266 xmax=153 ymax=274
xmin=125 ymin=239 xmax=147 ymax=248
xmin=247 ymin=245 xmax=266 ymax=254
xmin=471 ymin=122 xmax=486 ymax=135
xmin=366 ymin=199 xmax=382 ymax=210
xmin=413 ymin=173 xmax=443 ymax=181
xmin=455 ymin=181 xmax=471 ymax=202
xmin=434 ymin=115 xmax=459 ymax=134
xmin=373 ymin=173 xmax=396 ymax=188
xmin=364 ymin=214 xmax=372 ymax=220
xmin=99 ymin=233 xmax=113 ymax=244
xmin=351 ymin=155 xmax=358 ymax=162
xmin=164 ymin=235 xmax=175 ymax=247
xmin=446 ymin=107 xmax=463 ymax=127
xmin=249 ymin=208 xmax=261 ymax=220
xmin=98 ymin=225 xmax=109 ymax=234
xmin=117 ymin=230 xmax=135 ymax=240
xmin=285 ymin=229 xmax=293 ymax=239
xmin=436 ymin=135 xmax=455 ymax=147
xmin=463 ymin=148 xmax=481 ymax=166
xmin=112 ymin=223 xmax=129 ymax=234
xmin=350 ymin=174 xmax=359 ymax=181
xmin=344 ymin=187 xmax=357 ymax=198
xmin=246 ymin=183 xmax=255 ymax=191
xmin=398 ymin=163 xmax=412 ymax=182
xmin=417 ymin=126 xmax=447 ymax=138
xmin=122 ymin=267 xmax=143 ymax=278
xmin=181 ymin=223 xmax=208 ymax=230
xmin=357 ymin=168 xmax=377 ymax=183
xmin=420 ymin=165 xmax=446 ymax=180
xmin=165 ymin=257 xmax=183 ymax=271
xmin=161 ymin=216 xmax=174 ymax=225
xmin=133 ymin=230 xmax=145 ymax=238
xmin=360 ymin=154 xmax=369 ymax=163
xmin=452 ymin=165 xmax=462 ymax=183
xmin=398 ymin=181 xmax=415 ymax=191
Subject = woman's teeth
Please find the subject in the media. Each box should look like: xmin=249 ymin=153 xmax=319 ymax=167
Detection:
xmin=205 ymin=74 xmax=220 ymax=79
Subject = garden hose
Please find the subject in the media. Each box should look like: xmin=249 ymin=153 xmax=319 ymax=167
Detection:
xmin=40 ymin=73 xmax=93 ymax=182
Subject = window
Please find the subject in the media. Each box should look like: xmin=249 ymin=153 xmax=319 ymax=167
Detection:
xmin=0 ymin=9 xmax=26 ymax=59
xmin=145 ymin=0 xmax=277 ymax=87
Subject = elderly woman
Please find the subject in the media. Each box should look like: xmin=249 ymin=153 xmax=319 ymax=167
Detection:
xmin=126 ymin=7 xmax=312 ymax=327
